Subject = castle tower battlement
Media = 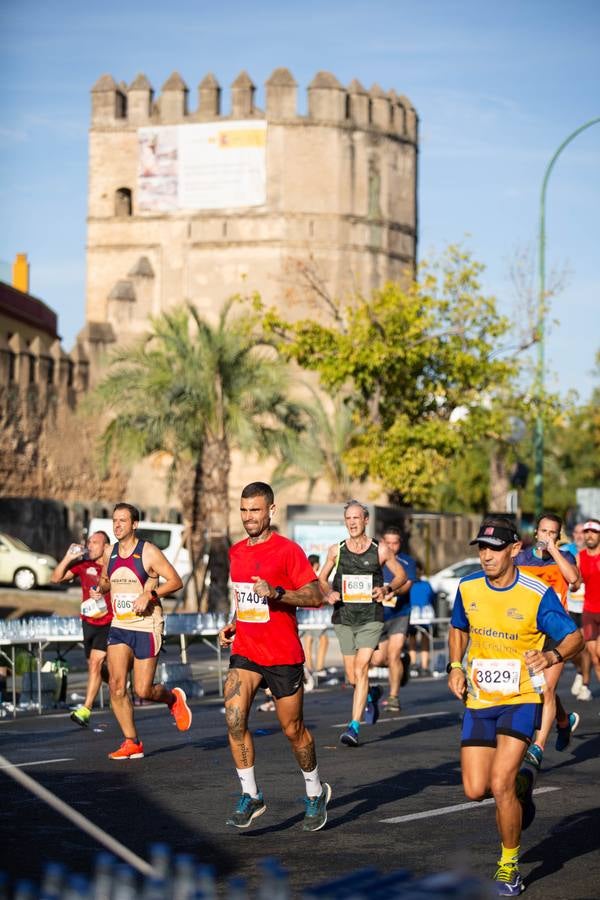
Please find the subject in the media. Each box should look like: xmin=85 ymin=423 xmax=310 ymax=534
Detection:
xmin=84 ymin=68 xmax=418 ymax=384
xmin=90 ymin=68 xmax=417 ymax=140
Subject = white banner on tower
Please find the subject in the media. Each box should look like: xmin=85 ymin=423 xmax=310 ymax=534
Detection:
xmin=137 ymin=120 xmax=267 ymax=212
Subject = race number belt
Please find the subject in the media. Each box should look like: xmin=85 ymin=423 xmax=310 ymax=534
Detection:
xmin=469 ymin=658 xmax=521 ymax=700
xmin=233 ymin=582 xmax=270 ymax=623
xmin=113 ymin=592 xmax=138 ymax=622
xmin=342 ymin=573 xmax=373 ymax=603
xmin=81 ymin=596 xmax=108 ymax=619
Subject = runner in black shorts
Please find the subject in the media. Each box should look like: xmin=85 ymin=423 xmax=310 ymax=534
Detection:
xmin=51 ymin=530 xmax=113 ymax=728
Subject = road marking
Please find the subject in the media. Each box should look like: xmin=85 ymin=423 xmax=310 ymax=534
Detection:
xmin=0 ymin=752 xmax=155 ymax=876
xmin=380 ymin=787 xmax=560 ymax=823
xmin=333 ymin=711 xmax=452 ymax=728
xmin=0 ymin=758 xmax=74 ymax=769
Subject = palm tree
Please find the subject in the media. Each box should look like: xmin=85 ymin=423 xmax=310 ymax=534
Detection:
xmin=92 ymin=301 xmax=302 ymax=612
xmin=271 ymin=386 xmax=358 ymax=502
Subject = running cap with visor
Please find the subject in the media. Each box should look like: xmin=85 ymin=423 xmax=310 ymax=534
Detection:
xmin=583 ymin=520 xmax=600 ymax=533
xmin=469 ymin=523 xmax=520 ymax=549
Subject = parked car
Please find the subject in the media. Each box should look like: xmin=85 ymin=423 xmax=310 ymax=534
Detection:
xmin=0 ymin=533 xmax=58 ymax=591
xmin=428 ymin=557 xmax=482 ymax=610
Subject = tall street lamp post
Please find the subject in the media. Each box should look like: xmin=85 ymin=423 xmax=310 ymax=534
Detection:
xmin=533 ymin=116 xmax=600 ymax=518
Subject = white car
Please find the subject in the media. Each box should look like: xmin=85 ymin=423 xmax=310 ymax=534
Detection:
xmin=428 ymin=557 xmax=482 ymax=609
xmin=0 ymin=533 xmax=58 ymax=591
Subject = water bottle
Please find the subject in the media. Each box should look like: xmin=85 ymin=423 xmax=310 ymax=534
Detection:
xmin=172 ymin=854 xmax=196 ymax=900
xmin=257 ymin=857 xmax=290 ymax=900
xmin=195 ymin=865 xmax=217 ymax=900
xmin=110 ymin=864 xmax=137 ymax=900
xmin=534 ymin=539 xmax=547 ymax=552
xmin=39 ymin=861 xmax=66 ymax=899
xmin=91 ymin=852 xmax=115 ymax=900
xmin=226 ymin=876 xmax=248 ymax=900
xmin=61 ymin=874 xmax=91 ymax=899
xmin=525 ymin=652 xmax=546 ymax=693
xmin=148 ymin=843 xmax=171 ymax=881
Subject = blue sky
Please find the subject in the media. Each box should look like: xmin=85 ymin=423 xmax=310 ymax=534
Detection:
xmin=1 ymin=0 xmax=598 ymax=401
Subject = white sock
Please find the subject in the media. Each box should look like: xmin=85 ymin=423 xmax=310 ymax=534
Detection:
xmin=302 ymin=766 xmax=323 ymax=799
xmin=236 ymin=766 xmax=259 ymax=798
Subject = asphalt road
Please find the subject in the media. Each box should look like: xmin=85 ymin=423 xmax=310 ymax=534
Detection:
xmin=1 ymin=649 xmax=599 ymax=899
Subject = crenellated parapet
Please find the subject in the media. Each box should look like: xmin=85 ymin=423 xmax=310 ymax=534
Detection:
xmin=89 ymin=68 xmax=418 ymax=142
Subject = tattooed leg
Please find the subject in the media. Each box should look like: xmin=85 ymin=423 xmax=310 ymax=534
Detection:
xmin=224 ymin=667 xmax=260 ymax=769
xmin=275 ymin=690 xmax=317 ymax=770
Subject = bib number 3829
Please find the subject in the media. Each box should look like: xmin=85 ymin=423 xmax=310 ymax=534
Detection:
xmin=233 ymin=582 xmax=270 ymax=623
xmin=470 ymin=658 xmax=521 ymax=699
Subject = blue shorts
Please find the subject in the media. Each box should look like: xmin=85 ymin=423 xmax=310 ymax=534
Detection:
xmin=107 ymin=626 xmax=162 ymax=660
xmin=461 ymin=703 xmax=542 ymax=747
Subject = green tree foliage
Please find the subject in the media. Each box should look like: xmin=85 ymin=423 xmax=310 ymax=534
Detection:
xmin=258 ymin=248 xmax=519 ymax=506
xmin=91 ymin=301 xmax=301 ymax=611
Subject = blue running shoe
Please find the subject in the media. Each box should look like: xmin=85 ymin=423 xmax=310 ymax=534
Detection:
xmin=555 ymin=711 xmax=580 ymax=751
xmin=515 ymin=768 xmax=536 ymax=830
xmin=524 ymin=742 xmax=543 ymax=769
xmin=364 ymin=685 xmax=381 ymax=725
xmin=340 ymin=725 xmax=359 ymax=746
xmin=302 ymin=783 xmax=332 ymax=831
xmin=493 ymin=862 xmax=524 ymax=896
xmin=226 ymin=791 xmax=266 ymax=828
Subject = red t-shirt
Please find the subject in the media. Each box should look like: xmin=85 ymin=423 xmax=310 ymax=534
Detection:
xmin=70 ymin=559 xmax=113 ymax=626
xmin=229 ymin=532 xmax=316 ymax=666
xmin=579 ymin=549 xmax=600 ymax=613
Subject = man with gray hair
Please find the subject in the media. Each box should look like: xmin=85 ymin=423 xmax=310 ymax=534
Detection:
xmin=319 ymin=500 xmax=408 ymax=746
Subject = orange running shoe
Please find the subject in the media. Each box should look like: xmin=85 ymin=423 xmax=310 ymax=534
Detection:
xmin=108 ymin=738 xmax=144 ymax=760
xmin=170 ymin=687 xmax=192 ymax=731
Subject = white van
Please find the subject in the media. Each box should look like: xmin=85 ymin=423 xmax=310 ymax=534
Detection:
xmin=86 ymin=518 xmax=191 ymax=583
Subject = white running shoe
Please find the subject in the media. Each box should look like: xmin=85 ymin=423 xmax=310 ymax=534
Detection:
xmin=577 ymin=684 xmax=592 ymax=701
xmin=571 ymin=673 xmax=583 ymax=696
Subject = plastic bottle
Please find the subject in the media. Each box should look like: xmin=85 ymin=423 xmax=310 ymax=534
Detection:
xmin=148 ymin=843 xmax=171 ymax=881
xmin=172 ymin=854 xmax=196 ymax=900
xmin=91 ymin=852 xmax=115 ymax=900
xmin=61 ymin=873 xmax=91 ymax=899
xmin=110 ymin=864 xmax=137 ymax=900
xmin=257 ymin=857 xmax=290 ymax=900
xmin=195 ymin=865 xmax=217 ymax=900
xmin=525 ymin=652 xmax=546 ymax=693
xmin=39 ymin=861 xmax=66 ymax=899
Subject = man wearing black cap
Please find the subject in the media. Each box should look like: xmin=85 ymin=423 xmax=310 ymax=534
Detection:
xmin=447 ymin=515 xmax=583 ymax=896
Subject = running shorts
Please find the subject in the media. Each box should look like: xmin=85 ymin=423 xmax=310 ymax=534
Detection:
xmin=334 ymin=621 xmax=383 ymax=656
xmin=582 ymin=611 xmax=600 ymax=642
xmin=461 ymin=703 xmax=542 ymax=747
xmin=229 ymin=654 xmax=304 ymax=700
xmin=380 ymin=615 xmax=409 ymax=641
xmin=82 ymin=621 xmax=110 ymax=658
xmin=107 ymin=626 xmax=162 ymax=660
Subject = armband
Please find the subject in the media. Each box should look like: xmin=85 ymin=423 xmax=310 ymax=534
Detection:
xmin=550 ymin=647 xmax=564 ymax=665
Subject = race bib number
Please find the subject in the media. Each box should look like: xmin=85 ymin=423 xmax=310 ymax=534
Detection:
xmin=81 ymin=596 xmax=107 ymax=619
xmin=233 ymin=582 xmax=270 ymax=623
xmin=342 ymin=573 xmax=373 ymax=603
xmin=381 ymin=583 xmax=396 ymax=608
xmin=113 ymin=592 xmax=138 ymax=622
xmin=470 ymin=658 xmax=521 ymax=700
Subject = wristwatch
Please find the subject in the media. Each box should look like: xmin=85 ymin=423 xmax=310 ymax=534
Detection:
xmin=446 ymin=661 xmax=464 ymax=674
xmin=273 ymin=586 xmax=286 ymax=600
xmin=150 ymin=589 xmax=160 ymax=602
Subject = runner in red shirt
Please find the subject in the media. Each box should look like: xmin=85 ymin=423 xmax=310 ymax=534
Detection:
xmin=219 ymin=482 xmax=331 ymax=832
xmin=51 ymin=530 xmax=113 ymax=727
xmin=578 ymin=519 xmax=600 ymax=686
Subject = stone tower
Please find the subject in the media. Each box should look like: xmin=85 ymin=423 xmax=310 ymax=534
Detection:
xmin=81 ymin=68 xmax=418 ymax=367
